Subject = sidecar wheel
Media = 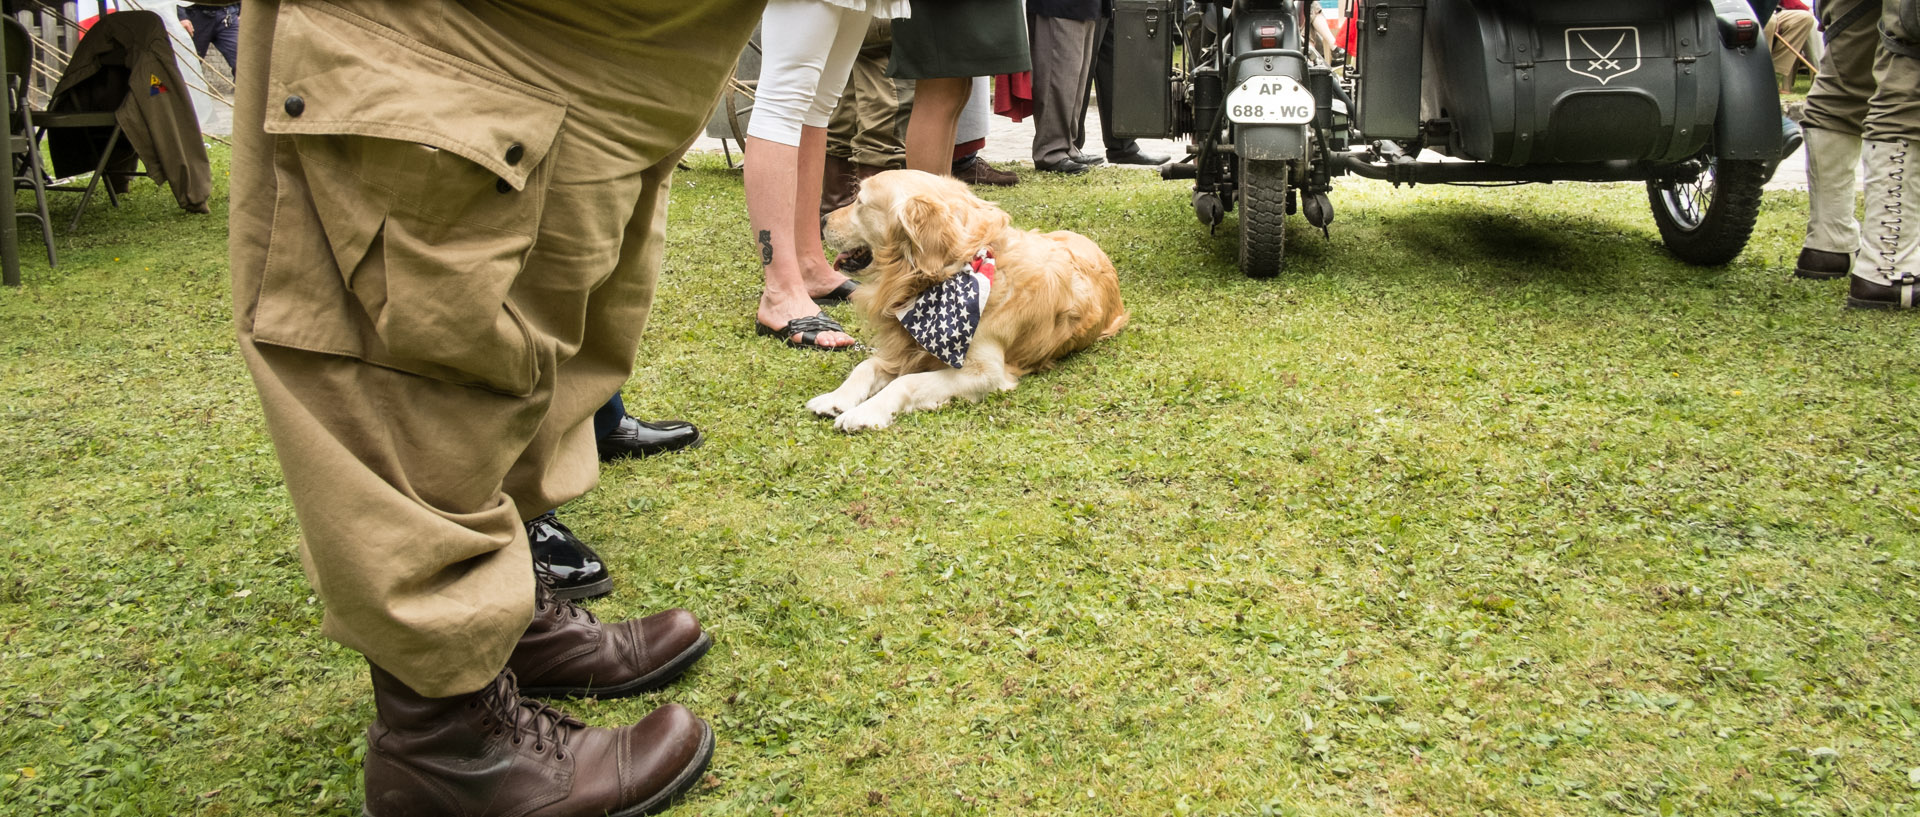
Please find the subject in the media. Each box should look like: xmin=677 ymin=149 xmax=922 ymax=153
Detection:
xmin=1647 ymin=158 xmax=1767 ymax=266
xmin=1238 ymin=158 xmax=1289 ymax=278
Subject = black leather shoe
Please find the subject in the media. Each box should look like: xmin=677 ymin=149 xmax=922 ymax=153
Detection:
xmin=526 ymin=512 xmax=612 ymax=601
xmin=597 ymin=415 xmax=702 ymax=462
xmin=1067 ymin=149 xmax=1106 ymax=167
xmin=1794 ymin=248 xmax=1850 ymax=280
xmin=1035 ymin=158 xmax=1091 ymax=175
xmin=1106 ymin=147 xmax=1170 ymax=166
xmin=1845 ymin=274 xmax=1918 ymax=310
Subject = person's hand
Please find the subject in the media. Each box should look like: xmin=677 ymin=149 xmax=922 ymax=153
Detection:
xmin=180 ymin=20 xmax=194 ymax=36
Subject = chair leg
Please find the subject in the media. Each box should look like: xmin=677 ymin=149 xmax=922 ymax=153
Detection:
xmin=66 ymin=169 xmax=99 ymax=231
xmin=67 ymin=123 xmax=125 ymax=232
xmin=25 ymin=144 xmax=54 ymax=266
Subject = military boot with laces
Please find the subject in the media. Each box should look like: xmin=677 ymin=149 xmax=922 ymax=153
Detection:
xmin=1848 ymin=138 xmax=1919 ymax=309
xmin=361 ymin=665 xmax=713 ymax=817
xmin=508 ymin=572 xmax=712 ymax=699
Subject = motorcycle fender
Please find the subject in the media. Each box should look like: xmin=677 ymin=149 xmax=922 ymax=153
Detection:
xmin=1237 ymin=124 xmax=1308 ymax=161
xmin=1231 ymin=54 xmax=1310 ymax=161
xmin=1713 ymin=43 xmax=1782 ymax=165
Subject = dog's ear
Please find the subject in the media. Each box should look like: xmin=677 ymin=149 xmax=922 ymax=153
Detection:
xmin=890 ymin=193 xmax=961 ymax=281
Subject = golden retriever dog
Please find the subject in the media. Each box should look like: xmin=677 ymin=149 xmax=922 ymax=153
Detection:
xmin=809 ymin=169 xmax=1128 ymax=432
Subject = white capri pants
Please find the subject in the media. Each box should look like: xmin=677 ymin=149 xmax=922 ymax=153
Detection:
xmin=746 ymin=0 xmax=872 ymax=146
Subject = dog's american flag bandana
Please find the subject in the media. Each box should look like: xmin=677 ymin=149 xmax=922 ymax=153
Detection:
xmin=897 ymin=248 xmax=995 ymax=368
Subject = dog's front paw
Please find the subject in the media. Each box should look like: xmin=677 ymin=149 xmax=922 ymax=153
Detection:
xmin=807 ymin=392 xmax=859 ymax=418
xmin=805 ymin=393 xmax=840 ymax=417
xmin=834 ymin=405 xmax=895 ymax=433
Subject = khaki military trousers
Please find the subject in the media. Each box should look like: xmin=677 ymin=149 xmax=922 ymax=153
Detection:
xmin=231 ymin=0 xmax=761 ymax=697
xmin=827 ymin=18 xmax=915 ymax=170
xmin=1767 ymin=10 xmax=1819 ymax=90
xmin=1804 ymin=0 xmax=1920 ymax=142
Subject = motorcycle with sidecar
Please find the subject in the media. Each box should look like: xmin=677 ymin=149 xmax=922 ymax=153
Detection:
xmin=1111 ymin=0 xmax=1784 ymax=277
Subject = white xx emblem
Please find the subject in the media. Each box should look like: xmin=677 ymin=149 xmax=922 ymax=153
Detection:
xmin=1565 ymin=26 xmax=1642 ymax=85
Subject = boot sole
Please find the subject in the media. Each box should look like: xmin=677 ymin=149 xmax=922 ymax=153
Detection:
xmin=598 ymin=433 xmax=704 ymax=463
xmin=1793 ymin=268 xmax=1848 ymax=280
xmin=1846 ymin=297 xmax=1909 ymax=310
xmin=549 ymin=576 xmax=614 ymax=602
xmin=519 ymin=632 xmax=713 ymax=699
xmin=612 ymin=719 xmax=715 ymax=817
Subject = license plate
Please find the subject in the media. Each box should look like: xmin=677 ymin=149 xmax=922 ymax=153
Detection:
xmin=1224 ymin=76 xmax=1316 ymax=125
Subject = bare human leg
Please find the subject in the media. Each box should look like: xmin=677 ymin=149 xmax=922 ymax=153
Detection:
xmin=746 ymin=135 xmax=855 ymax=348
xmin=905 ymin=76 xmax=972 ymax=175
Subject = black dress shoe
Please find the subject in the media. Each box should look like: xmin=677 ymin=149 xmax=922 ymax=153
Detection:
xmin=1068 ymin=149 xmax=1106 ymax=167
xmin=596 ymin=415 xmax=702 ymax=462
xmin=1105 ymin=147 xmax=1170 ymax=166
xmin=526 ymin=512 xmax=612 ymax=601
xmin=1034 ymin=158 xmax=1091 ymax=175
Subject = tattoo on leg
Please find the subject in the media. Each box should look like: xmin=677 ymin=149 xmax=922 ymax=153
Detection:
xmin=758 ymin=230 xmax=773 ymax=266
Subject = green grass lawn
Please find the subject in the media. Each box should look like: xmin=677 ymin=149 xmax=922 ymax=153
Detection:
xmin=2 ymin=148 xmax=1917 ymax=817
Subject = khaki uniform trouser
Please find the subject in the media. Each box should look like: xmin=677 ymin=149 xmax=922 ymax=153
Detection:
xmin=231 ymin=0 xmax=762 ymax=698
xmin=827 ymin=18 xmax=914 ymax=169
xmin=1767 ymin=10 xmax=1819 ymax=87
xmin=1804 ymin=0 xmax=1920 ymax=142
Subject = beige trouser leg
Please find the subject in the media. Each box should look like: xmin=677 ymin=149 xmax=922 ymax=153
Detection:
xmin=1855 ymin=137 xmax=1917 ymax=287
xmin=1804 ymin=0 xmax=1884 ymax=135
xmin=1768 ymin=11 xmax=1817 ymax=88
xmin=1803 ymin=126 xmax=1865 ymax=254
xmin=231 ymin=0 xmax=761 ymax=697
xmin=1853 ymin=3 xmax=1920 ymax=286
xmin=1860 ymin=15 xmax=1920 ymax=145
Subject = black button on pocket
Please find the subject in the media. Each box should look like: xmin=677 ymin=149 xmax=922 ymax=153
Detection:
xmin=284 ymin=96 xmax=305 ymax=117
xmin=504 ymin=144 xmax=525 ymax=165
xmin=496 ymin=178 xmax=513 ymax=194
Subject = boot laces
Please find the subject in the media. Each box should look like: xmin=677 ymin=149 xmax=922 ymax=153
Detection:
xmin=474 ymin=671 xmax=583 ymax=758
xmin=1879 ymin=142 xmax=1909 ymax=277
xmin=532 ymin=563 xmax=599 ymax=625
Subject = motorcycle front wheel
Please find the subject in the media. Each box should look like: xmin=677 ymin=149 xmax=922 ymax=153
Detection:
xmin=1237 ymin=156 xmax=1289 ymax=278
xmin=1646 ymin=158 xmax=1768 ymax=266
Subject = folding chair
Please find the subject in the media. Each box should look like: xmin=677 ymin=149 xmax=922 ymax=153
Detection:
xmin=4 ymin=18 xmax=54 ymax=265
xmin=35 ymin=106 xmax=129 ymax=231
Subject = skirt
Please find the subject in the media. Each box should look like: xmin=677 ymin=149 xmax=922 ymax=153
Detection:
xmin=888 ymin=0 xmax=1031 ymax=79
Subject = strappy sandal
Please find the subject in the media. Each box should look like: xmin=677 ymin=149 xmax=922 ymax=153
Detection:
xmin=811 ymin=280 xmax=860 ymax=306
xmin=755 ymin=311 xmax=853 ymax=351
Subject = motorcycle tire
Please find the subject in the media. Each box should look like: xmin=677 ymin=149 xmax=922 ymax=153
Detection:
xmin=1646 ymin=158 xmax=1768 ymax=267
xmin=1238 ymin=157 xmax=1289 ymax=278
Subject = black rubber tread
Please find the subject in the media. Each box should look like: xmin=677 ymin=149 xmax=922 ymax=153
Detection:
xmin=1647 ymin=158 xmax=1769 ymax=267
xmin=1238 ymin=157 xmax=1290 ymax=278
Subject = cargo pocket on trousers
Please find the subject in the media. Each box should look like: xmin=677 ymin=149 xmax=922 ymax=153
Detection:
xmin=247 ymin=0 xmax=568 ymax=397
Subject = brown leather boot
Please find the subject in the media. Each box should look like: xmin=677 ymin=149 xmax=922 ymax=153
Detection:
xmin=821 ymin=153 xmax=860 ymax=220
xmin=362 ymin=666 xmax=712 ymax=817
xmin=508 ymin=576 xmax=712 ymax=699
